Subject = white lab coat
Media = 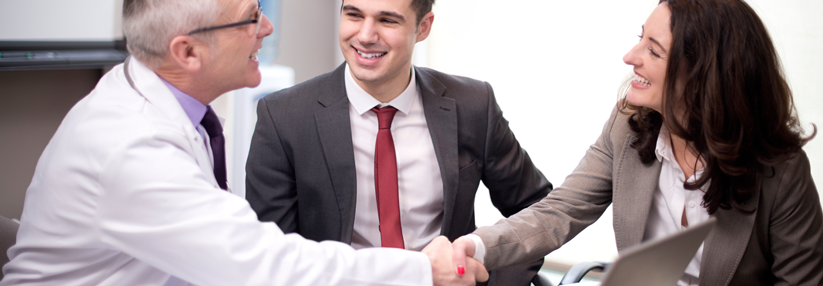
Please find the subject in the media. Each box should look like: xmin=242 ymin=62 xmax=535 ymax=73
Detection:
xmin=0 ymin=58 xmax=433 ymax=286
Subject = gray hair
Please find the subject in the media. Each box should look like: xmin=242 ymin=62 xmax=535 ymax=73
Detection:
xmin=122 ymin=0 xmax=220 ymax=67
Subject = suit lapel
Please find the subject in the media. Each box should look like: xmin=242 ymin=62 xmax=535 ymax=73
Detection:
xmin=613 ymin=135 xmax=661 ymax=250
xmin=314 ymin=64 xmax=358 ymax=241
xmin=614 ymin=131 xmax=760 ymax=286
xmin=699 ymin=178 xmax=761 ymax=286
xmin=415 ymin=67 xmax=459 ymax=234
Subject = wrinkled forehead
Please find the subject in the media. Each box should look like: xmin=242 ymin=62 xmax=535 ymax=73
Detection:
xmin=217 ymin=0 xmax=258 ymax=20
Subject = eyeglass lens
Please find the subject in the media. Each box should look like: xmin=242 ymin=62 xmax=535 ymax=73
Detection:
xmin=255 ymin=9 xmax=262 ymax=34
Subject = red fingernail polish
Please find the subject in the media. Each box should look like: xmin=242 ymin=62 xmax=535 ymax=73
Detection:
xmin=457 ymin=265 xmax=465 ymax=275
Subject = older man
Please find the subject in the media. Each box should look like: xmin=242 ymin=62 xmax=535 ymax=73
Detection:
xmin=0 ymin=0 xmax=486 ymax=285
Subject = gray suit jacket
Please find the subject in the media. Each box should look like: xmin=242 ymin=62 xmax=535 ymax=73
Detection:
xmin=246 ymin=63 xmax=553 ymax=285
xmin=475 ymin=107 xmax=823 ymax=286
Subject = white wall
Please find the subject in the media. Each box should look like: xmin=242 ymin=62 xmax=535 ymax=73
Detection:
xmin=271 ymin=0 xmax=340 ymax=84
xmin=425 ymin=0 xmax=823 ymax=266
xmin=0 ymin=0 xmax=124 ymax=41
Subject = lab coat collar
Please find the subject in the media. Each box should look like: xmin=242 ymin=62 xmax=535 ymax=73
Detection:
xmin=124 ymin=58 xmax=196 ymax=129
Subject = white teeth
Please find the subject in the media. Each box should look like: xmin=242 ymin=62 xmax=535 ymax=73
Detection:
xmin=633 ymin=74 xmax=651 ymax=86
xmin=250 ymin=50 xmax=259 ymax=61
xmin=357 ymin=49 xmax=386 ymax=59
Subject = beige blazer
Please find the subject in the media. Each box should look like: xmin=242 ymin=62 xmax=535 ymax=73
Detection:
xmin=475 ymin=106 xmax=823 ymax=286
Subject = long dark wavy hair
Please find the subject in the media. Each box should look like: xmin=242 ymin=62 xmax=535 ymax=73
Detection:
xmin=619 ymin=0 xmax=816 ymax=214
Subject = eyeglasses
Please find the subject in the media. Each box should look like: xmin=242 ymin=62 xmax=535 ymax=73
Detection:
xmin=187 ymin=1 xmax=262 ymax=35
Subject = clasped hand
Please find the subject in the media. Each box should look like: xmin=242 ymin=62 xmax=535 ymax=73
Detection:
xmin=422 ymin=236 xmax=487 ymax=286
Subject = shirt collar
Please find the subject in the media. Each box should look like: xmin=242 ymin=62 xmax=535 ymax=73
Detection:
xmin=160 ymin=77 xmax=208 ymax=127
xmin=655 ymin=125 xmax=671 ymax=163
xmin=344 ymin=63 xmax=417 ymax=116
xmin=655 ymin=125 xmax=708 ymax=183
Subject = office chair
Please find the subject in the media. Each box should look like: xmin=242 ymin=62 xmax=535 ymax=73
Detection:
xmin=531 ymin=261 xmax=611 ymax=286
xmin=531 ymin=271 xmax=555 ymax=286
xmin=558 ymin=261 xmax=609 ymax=285
xmin=0 ymin=215 xmax=20 ymax=281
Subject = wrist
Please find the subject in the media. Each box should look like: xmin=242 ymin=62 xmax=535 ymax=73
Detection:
xmin=465 ymin=234 xmax=486 ymax=265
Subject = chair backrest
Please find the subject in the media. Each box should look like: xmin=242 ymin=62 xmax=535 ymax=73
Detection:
xmin=0 ymin=215 xmax=20 ymax=280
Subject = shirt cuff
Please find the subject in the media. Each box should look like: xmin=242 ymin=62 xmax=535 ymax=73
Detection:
xmin=465 ymin=234 xmax=486 ymax=265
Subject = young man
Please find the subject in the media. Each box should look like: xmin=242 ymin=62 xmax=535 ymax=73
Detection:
xmin=0 ymin=0 xmax=486 ymax=285
xmin=246 ymin=0 xmax=552 ymax=284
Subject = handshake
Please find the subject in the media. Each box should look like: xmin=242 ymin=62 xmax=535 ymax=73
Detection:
xmin=422 ymin=236 xmax=486 ymax=286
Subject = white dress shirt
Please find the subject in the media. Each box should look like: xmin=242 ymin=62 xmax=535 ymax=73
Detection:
xmin=345 ymin=64 xmax=445 ymax=251
xmin=468 ymin=127 xmax=709 ymax=286
xmin=0 ymin=59 xmax=433 ymax=286
xmin=644 ymin=126 xmax=710 ymax=286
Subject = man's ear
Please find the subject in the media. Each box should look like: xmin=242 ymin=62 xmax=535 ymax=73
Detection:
xmin=416 ymin=12 xmax=434 ymax=42
xmin=168 ymin=35 xmax=208 ymax=72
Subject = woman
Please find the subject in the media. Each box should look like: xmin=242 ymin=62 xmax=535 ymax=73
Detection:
xmin=452 ymin=0 xmax=821 ymax=285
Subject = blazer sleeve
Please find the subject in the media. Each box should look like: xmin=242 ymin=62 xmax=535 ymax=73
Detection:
xmin=768 ymin=151 xmax=823 ymax=285
xmin=481 ymin=82 xmax=553 ymax=217
xmin=245 ymin=98 xmax=299 ymax=233
xmin=475 ymin=107 xmax=621 ymax=270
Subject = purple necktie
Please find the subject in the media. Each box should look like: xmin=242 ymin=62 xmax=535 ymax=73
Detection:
xmin=200 ymin=106 xmax=228 ymax=190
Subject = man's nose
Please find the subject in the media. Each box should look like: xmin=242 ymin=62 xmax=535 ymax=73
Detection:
xmin=259 ymin=14 xmax=274 ymax=38
xmin=356 ymin=18 xmax=379 ymax=44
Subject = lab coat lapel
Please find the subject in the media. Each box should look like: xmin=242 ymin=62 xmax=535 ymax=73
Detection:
xmin=613 ymin=135 xmax=661 ymax=250
xmin=415 ymin=67 xmax=459 ymax=234
xmin=125 ymin=58 xmax=217 ymax=189
xmin=315 ymin=64 xmax=358 ymax=240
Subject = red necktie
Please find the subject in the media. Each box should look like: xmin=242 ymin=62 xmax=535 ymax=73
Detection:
xmin=371 ymin=106 xmax=404 ymax=249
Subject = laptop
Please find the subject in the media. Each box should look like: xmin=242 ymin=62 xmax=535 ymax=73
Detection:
xmin=571 ymin=217 xmax=717 ymax=286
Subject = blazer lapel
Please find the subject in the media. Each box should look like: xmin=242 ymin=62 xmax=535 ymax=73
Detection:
xmin=699 ymin=177 xmax=761 ymax=286
xmin=614 ymin=130 xmax=760 ymax=286
xmin=314 ymin=64 xmax=358 ymax=241
xmin=415 ymin=67 xmax=459 ymax=234
xmin=612 ymin=135 xmax=662 ymax=250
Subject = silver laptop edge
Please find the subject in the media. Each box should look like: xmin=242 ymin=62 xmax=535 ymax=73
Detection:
xmin=597 ymin=216 xmax=718 ymax=286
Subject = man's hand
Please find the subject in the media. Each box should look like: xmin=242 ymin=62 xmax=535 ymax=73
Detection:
xmin=422 ymin=236 xmax=488 ymax=286
xmin=450 ymin=236 xmax=477 ymax=277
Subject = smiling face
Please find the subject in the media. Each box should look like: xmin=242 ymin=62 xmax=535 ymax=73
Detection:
xmin=339 ymin=0 xmax=433 ymax=98
xmin=206 ymin=0 xmax=273 ymax=90
xmin=623 ymin=3 xmax=672 ymax=113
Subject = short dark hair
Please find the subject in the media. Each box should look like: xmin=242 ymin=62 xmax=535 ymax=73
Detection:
xmin=340 ymin=0 xmax=434 ymax=25
xmin=411 ymin=0 xmax=435 ymax=24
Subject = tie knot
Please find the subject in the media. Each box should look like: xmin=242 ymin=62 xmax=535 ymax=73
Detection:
xmin=201 ymin=106 xmax=223 ymax=138
xmin=371 ymin=106 xmax=397 ymax=130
